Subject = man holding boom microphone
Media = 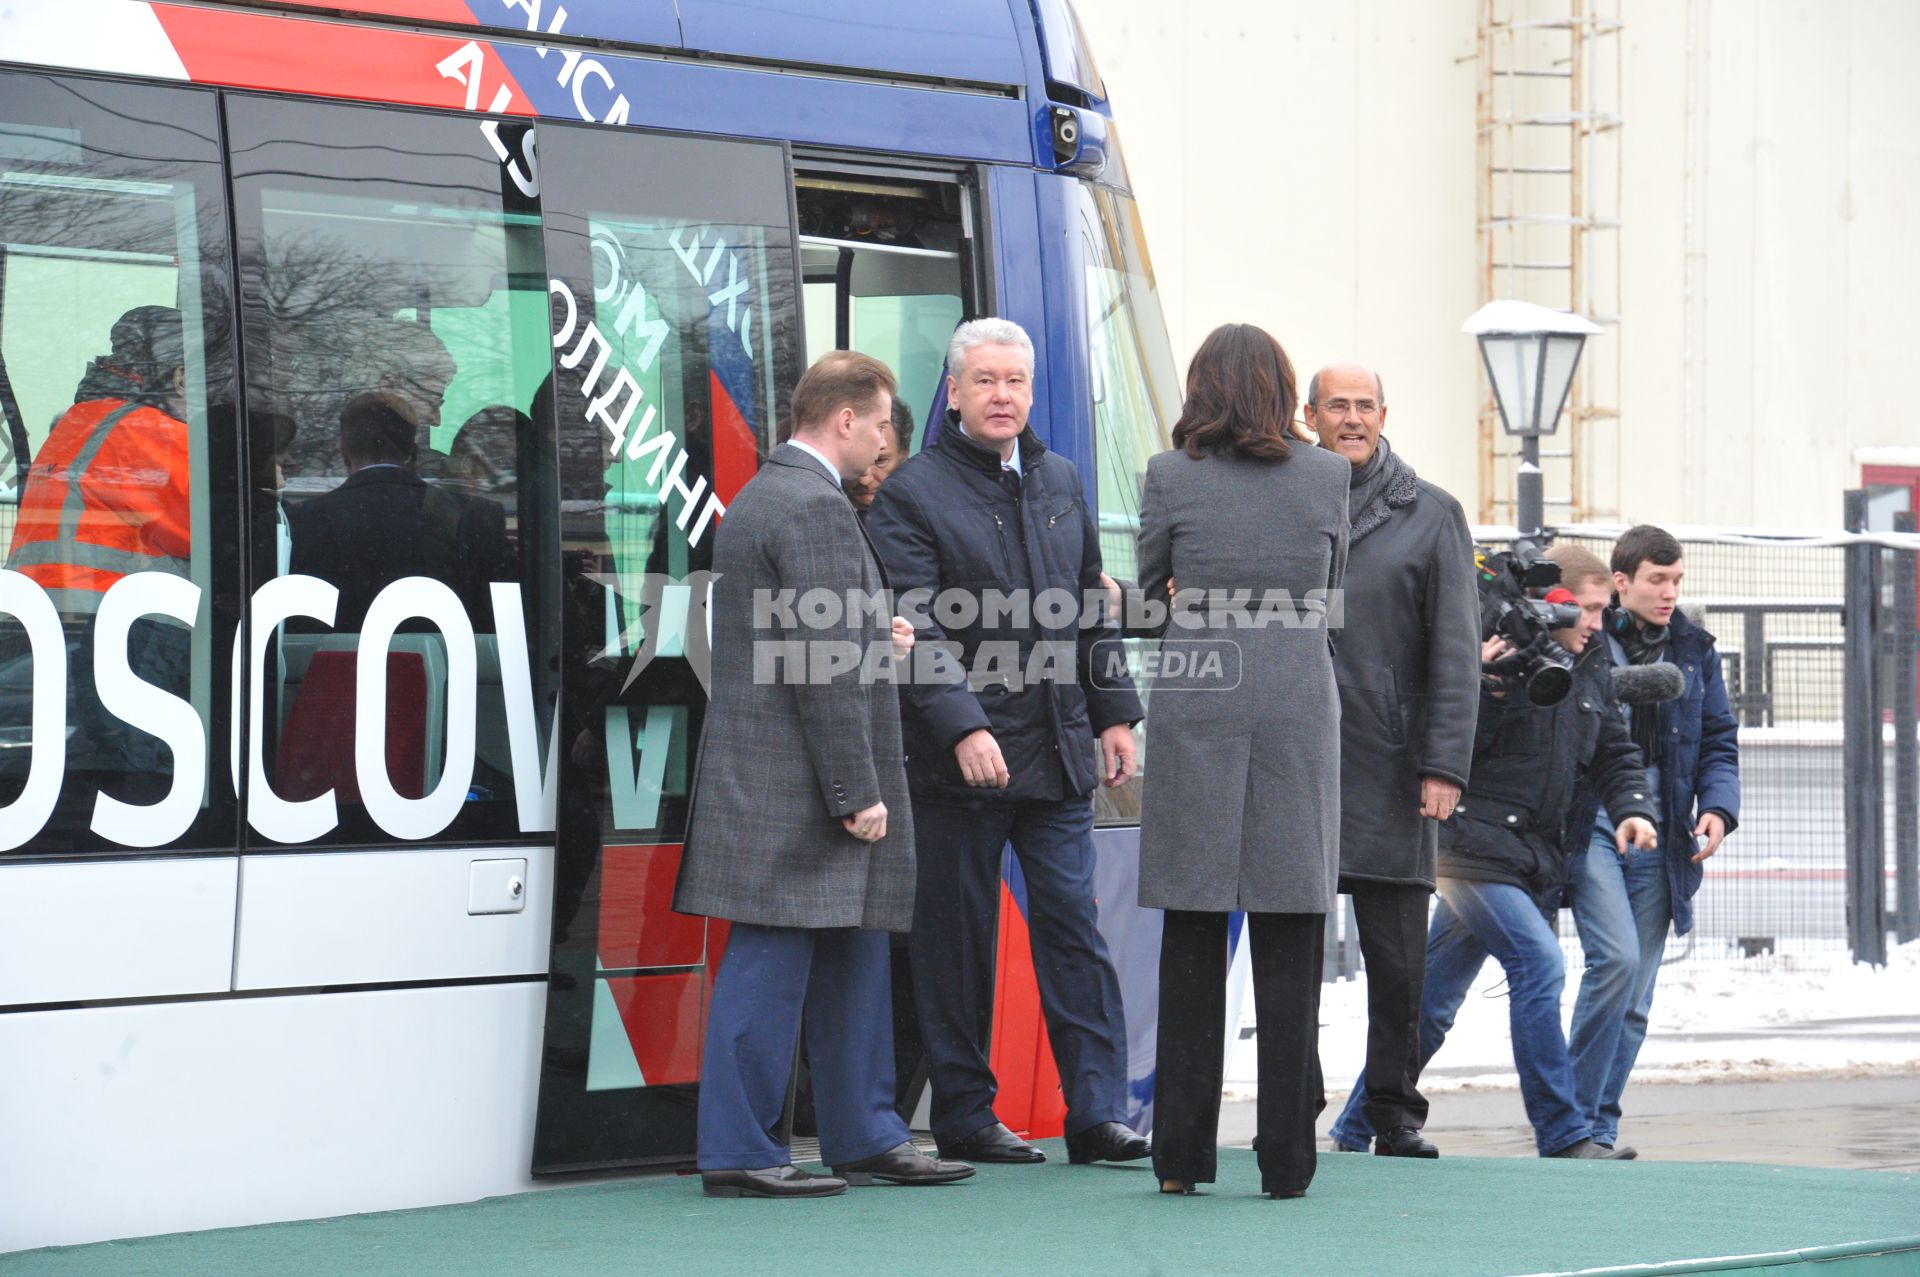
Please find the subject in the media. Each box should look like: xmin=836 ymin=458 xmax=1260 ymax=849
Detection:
xmin=1330 ymin=543 xmax=1657 ymax=1160
xmin=1563 ymin=526 xmax=1740 ymax=1157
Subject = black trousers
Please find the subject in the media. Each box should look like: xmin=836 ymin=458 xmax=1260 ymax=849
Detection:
xmin=1153 ymin=910 xmax=1325 ymax=1194
xmin=1348 ymin=882 xmax=1433 ymax=1134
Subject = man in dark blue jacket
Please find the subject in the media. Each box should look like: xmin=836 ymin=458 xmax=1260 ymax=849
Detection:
xmin=1564 ymin=525 xmax=1740 ymax=1155
xmin=865 ymin=317 xmax=1146 ymax=1168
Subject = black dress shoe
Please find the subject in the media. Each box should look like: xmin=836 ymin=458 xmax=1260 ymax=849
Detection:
xmin=1548 ymin=1139 xmax=1631 ymax=1161
xmin=1065 ymin=1121 xmax=1152 ymax=1165
xmin=1375 ymin=1126 xmax=1440 ymax=1158
xmin=700 ymin=1166 xmax=848 ymax=1198
xmin=937 ymin=1122 xmax=1046 ymax=1164
xmin=831 ymin=1142 xmax=975 ymax=1186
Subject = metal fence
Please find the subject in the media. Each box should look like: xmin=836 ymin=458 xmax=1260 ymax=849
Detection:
xmin=1323 ymin=516 xmax=1920 ymax=981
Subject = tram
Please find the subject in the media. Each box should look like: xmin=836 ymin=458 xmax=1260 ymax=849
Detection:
xmin=0 ymin=0 xmax=1179 ymax=1249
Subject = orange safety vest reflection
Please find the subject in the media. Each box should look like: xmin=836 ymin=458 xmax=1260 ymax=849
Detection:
xmin=5 ymin=398 xmax=191 ymax=611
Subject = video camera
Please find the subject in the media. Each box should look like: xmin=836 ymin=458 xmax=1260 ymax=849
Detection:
xmin=1475 ymin=539 xmax=1580 ymax=707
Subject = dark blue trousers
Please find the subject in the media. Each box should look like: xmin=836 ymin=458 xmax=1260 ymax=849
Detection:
xmin=696 ymin=923 xmax=909 ymax=1171
xmin=909 ymin=796 xmax=1127 ymax=1144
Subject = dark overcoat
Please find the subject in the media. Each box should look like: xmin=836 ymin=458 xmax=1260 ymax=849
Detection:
xmin=1132 ymin=444 xmax=1351 ymax=914
xmin=1331 ymin=465 xmax=1482 ymax=890
xmin=673 ymin=445 xmax=914 ymax=931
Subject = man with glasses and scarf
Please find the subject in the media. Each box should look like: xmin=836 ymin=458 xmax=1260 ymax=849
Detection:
xmin=1305 ymin=361 xmax=1481 ymax=1160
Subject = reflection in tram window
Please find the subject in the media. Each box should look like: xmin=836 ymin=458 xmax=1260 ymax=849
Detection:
xmin=0 ymin=71 xmax=238 ymax=856
xmin=287 ymin=391 xmax=514 ymax=632
xmin=230 ymin=96 xmax=558 ymax=848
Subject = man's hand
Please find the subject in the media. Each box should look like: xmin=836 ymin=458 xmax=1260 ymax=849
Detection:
xmin=1481 ymin=636 xmax=1513 ymax=665
xmin=1099 ymin=572 xmax=1122 ymax=617
xmin=1419 ymin=777 xmax=1461 ymax=821
xmin=1615 ymin=816 xmax=1658 ymax=855
xmin=842 ymin=801 xmax=888 ymax=842
xmin=891 ymin=616 xmax=916 ymax=661
xmin=1692 ymin=811 xmax=1727 ymax=863
xmin=955 ymin=729 xmax=1010 ymax=788
xmin=1099 ymin=723 xmax=1137 ymax=789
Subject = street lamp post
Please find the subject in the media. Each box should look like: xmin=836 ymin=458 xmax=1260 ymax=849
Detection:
xmin=1463 ymin=300 xmax=1603 ymax=539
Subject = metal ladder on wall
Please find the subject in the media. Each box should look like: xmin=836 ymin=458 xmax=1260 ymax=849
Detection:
xmin=1476 ymin=0 xmax=1623 ymax=527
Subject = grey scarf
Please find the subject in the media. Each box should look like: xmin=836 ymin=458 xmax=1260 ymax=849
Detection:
xmin=1347 ymin=436 xmax=1420 ymax=544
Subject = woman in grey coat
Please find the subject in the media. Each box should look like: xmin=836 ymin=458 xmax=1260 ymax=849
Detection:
xmin=1134 ymin=324 xmax=1349 ymax=1199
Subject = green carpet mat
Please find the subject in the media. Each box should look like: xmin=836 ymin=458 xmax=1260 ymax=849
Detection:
xmin=14 ymin=1144 xmax=1920 ymax=1277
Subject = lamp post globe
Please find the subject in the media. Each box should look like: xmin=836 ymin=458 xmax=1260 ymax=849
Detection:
xmin=1462 ymin=300 xmax=1603 ymax=539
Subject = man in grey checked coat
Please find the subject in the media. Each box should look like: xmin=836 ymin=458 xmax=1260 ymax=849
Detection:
xmin=674 ymin=351 xmax=971 ymax=1199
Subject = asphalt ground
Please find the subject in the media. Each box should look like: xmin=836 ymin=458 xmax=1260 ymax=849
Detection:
xmin=1243 ymin=1070 xmax=1920 ymax=1171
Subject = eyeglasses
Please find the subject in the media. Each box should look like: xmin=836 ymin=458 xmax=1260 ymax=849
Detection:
xmin=1317 ymin=399 xmax=1380 ymax=417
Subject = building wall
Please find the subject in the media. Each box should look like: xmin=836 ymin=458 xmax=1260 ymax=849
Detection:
xmin=1076 ymin=0 xmax=1920 ymax=529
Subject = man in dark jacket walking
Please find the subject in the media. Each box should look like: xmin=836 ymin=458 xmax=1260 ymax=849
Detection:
xmin=1564 ymin=525 xmax=1739 ymax=1155
xmin=1330 ymin=545 xmax=1657 ymax=1160
xmin=1308 ymin=362 xmax=1481 ymax=1160
xmin=864 ymin=317 xmax=1147 ymax=1167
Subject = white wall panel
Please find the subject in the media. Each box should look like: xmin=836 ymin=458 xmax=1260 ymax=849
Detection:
xmin=1075 ymin=0 xmax=1920 ymax=528
xmin=0 ymin=858 xmax=237 ymax=1006
xmin=234 ymin=846 xmax=552 ymax=990
xmin=0 ymin=982 xmax=546 ymax=1252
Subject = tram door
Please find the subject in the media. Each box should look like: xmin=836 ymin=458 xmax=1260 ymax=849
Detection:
xmin=530 ymin=122 xmax=802 ymax=1172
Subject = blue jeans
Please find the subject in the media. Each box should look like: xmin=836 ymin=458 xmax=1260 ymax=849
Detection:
xmin=1567 ymin=827 xmax=1671 ymax=1146
xmin=1330 ymin=877 xmax=1591 ymax=1157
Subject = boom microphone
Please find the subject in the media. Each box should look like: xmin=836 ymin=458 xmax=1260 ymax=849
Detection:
xmin=1612 ymin=662 xmax=1685 ymax=706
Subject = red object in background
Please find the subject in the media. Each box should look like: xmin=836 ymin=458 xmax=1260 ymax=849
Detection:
xmin=151 ymin=4 xmax=535 ymax=115
xmin=987 ymin=881 xmax=1068 ymax=1140
xmin=604 ymin=972 xmax=707 ymax=1086
xmin=598 ymin=844 xmax=707 ymax=970
xmin=1864 ymin=463 xmax=1920 ymax=700
xmin=596 ymin=843 xmax=732 ymax=1089
xmin=708 ymin=370 xmax=760 ymax=506
xmin=278 ymin=649 xmax=427 ymax=803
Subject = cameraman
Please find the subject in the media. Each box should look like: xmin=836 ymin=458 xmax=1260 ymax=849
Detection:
xmin=1329 ymin=544 xmax=1656 ymax=1160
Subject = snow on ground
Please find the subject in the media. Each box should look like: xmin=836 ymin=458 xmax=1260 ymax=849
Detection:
xmin=1224 ymin=938 xmax=1920 ymax=1099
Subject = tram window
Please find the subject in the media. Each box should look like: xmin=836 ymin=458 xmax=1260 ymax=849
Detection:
xmin=0 ymin=71 xmax=239 ymax=856
xmin=229 ymin=96 xmax=558 ymax=849
xmin=1077 ymin=183 xmax=1179 ymax=827
xmin=797 ymin=179 xmax=966 ymax=449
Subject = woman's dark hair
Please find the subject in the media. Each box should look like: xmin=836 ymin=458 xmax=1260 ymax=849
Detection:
xmin=1169 ymin=323 xmax=1298 ymax=461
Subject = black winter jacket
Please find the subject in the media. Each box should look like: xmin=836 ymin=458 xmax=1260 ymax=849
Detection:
xmin=864 ymin=417 xmax=1142 ymax=803
xmin=1438 ymin=642 xmax=1655 ymax=904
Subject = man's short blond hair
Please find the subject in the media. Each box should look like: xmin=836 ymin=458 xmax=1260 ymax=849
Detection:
xmin=1545 ymin=543 xmax=1612 ymax=594
xmin=789 ymin=350 xmax=897 ymax=436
